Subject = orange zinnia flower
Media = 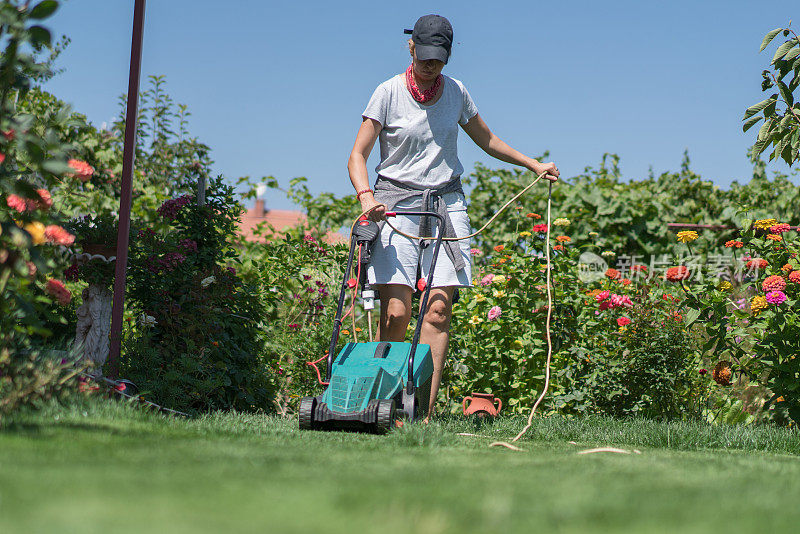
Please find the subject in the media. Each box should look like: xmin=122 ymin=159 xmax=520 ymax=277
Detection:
xmin=665 ymin=266 xmax=690 ymax=281
xmin=494 ymin=245 xmax=504 ymax=252
xmin=556 ymin=235 xmax=571 ymax=243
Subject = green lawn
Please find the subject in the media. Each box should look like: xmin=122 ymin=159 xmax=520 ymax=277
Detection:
xmin=1 ymin=400 xmax=799 ymax=534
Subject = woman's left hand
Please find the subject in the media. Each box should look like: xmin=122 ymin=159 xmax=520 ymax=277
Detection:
xmin=530 ymin=161 xmax=560 ymax=182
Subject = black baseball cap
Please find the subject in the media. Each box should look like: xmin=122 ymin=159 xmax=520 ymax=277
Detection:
xmin=404 ymin=15 xmax=453 ymax=64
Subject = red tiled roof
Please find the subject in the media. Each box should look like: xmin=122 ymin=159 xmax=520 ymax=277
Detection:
xmin=237 ymin=199 xmax=346 ymax=244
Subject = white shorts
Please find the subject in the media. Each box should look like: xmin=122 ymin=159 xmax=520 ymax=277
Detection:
xmin=367 ymin=191 xmax=473 ymax=289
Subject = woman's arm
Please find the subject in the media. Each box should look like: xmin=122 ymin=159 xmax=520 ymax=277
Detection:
xmin=347 ymin=117 xmax=386 ymax=219
xmin=461 ymin=113 xmax=559 ymax=181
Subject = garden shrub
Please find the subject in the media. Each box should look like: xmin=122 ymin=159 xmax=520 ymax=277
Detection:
xmin=554 ymin=288 xmax=707 ymax=419
xmin=121 ymin=177 xmax=274 ymax=413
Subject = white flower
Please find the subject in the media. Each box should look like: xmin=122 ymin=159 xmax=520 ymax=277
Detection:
xmin=200 ymin=275 xmax=216 ymax=288
xmin=138 ymin=313 xmax=156 ymax=327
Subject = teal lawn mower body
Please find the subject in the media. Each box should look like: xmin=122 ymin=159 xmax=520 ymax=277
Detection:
xmin=299 ymin=210 xmax=444 ymax=433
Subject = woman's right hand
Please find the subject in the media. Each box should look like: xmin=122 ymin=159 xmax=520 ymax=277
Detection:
xmin=359 ymin=193 xmax=386 ymax=221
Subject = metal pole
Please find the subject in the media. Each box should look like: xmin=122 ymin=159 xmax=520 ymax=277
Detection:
xmin=197 ymin=174 xmax=206 ymax=206
xmin=108 ymin=0 xmax=147 ymax=379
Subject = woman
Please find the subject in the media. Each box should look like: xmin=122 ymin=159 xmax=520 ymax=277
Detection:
xmin=347 ymin=14 xmax=559 ymax=418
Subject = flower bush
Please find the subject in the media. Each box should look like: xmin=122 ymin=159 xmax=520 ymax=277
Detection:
xmin=447 ymin=220 xmax=706 ymax=418
xmin=0 ymin=1 xmax=84 ymax=421
xmin=236 ymin=225 xmax=348 ymax=414
xmin=121 ymin=177 xmax=274 ymax=413
xmin=683 ymin=208 xmax=800 ymax=423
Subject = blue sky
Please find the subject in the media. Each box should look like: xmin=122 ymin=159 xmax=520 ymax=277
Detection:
xmin=43 ymin=0 xmax=798 ymax=210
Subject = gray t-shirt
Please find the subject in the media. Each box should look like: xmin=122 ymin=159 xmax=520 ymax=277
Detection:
xmin=361 ymin=73 xmax=478 ymax=189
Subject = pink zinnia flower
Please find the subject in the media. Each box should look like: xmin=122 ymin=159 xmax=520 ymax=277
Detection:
xmin=487 ymin=306 xmax=502 ymax=321
xmin=766 ymin=291 xmax=787 ymax=305
xmin=610 ymin=294 xmax=633 ymax=308
xmin=45 ymin=279 xmax=71 ymax=306
xmin=617 ymin=316 xmax=631 ymax=326
xmin=44 ymin=225 xmax=75 ymax=246
xmin=6 ymin=194 xmax=27 ymax=212
xmin=595 ymin=290 xmax=610 ymax=302
xmin=68 ymin=159 xmax=94 ymax=182
xmin=470 ymin=248 xmax=481 ymax=256
xmin=762 ymin=275 xmax=786 ymax=292
xmin=480 ymin=274 xmax=495 ymax=286
xmin=770 ymin=223 xmax=791 ymax=234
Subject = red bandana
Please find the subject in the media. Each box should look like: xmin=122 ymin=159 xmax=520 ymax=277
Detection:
xmin=405 ymin=64 xmax=442 ymax=103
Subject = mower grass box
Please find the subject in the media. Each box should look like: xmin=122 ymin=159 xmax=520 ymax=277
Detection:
xmin=300 ymin=341 xmax=433 ymax=433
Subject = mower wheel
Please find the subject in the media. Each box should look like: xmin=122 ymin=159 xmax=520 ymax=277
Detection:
xmin=375 ymin=399 xmax=396 ymax=434
xmin=299 ymin=396 xmax=316 ymax=430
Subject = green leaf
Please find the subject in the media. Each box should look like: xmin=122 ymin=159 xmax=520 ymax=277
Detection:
xmin=28 ymin=25 xmax=51 ymax=47
xmin=777 ymin=80 xmax=794 ymax=106
xmin=756 ymin=117 xmax=775 ymax=141
xmin=41 ymin=159 xmax=71 ymax=175
xmin=760 ymin=28 xmax=782 ymax=52
xmin=772 ymin=39 xmax=797 ymax=64
xmin=29 ymin=0 xmax=58 ymax=19
xmin=684 ymin=308 xmax=701 ymax=327
xmin=742 ymin=115 xmax=763 ymax=132
xmin=785 ymin=47 xmax=800 ymax=61
xmin=744 ymin=95 xmax=777 ymax=120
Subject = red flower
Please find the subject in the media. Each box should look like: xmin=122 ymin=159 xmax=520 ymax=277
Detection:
xmin=6 ymin=189 xmax=53 ymax=212
xmin=725 ymin=240 xmax=743 ymax=248
xmin=617 ymin=317 xmax=631 ymax=326
xmin=789 ymin=271 xmax=800 ymax=284
xmin=698 ymin=368 xmax=707 ymax=376
xmin=68 ymin=159 xmax=94 ymax=182
xmin=44 ymin=225 xmax=75 ymax=246
xmin=621 ymin=278 xmax=632 ymax=285
xmin=745 ymin=259 xmax=768 ymax=271
xmin=0 ymin=153 xmax=5 ymax=164
xmin=3 ymin=129 xmax=15 ymax=141
xmin=665 ymin=266 xmax=690 ymax=281
xmin=45 ymin=279 xmax=71 ymax=306
xmin=605 ymin=268 xmax=621 ymax=280
xmin=6 ymin=194 xmax=27 ymax=212
xmin=762 ymin=275 xmax=786 ymax=292
xmin=630 ymin=265 xmax=648 ymax=273
xmin=553 ymin=244 xmax=564 ymax=251
xmin=532 ymin=224 xmax=548 ymax=233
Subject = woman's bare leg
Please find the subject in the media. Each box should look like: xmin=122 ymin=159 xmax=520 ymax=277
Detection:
xmin=376 ymin=284 xmax=412 ymax=342
xmin=419 ymin=287 xmax=455 ymax=419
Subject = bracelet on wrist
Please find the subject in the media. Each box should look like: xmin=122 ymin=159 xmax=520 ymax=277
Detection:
xmin=356 ymin=188 xmax=373 ymax=200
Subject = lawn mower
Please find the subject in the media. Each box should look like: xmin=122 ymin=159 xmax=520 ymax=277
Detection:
xmin=299 ymin=210 xmax=444 ymax=433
